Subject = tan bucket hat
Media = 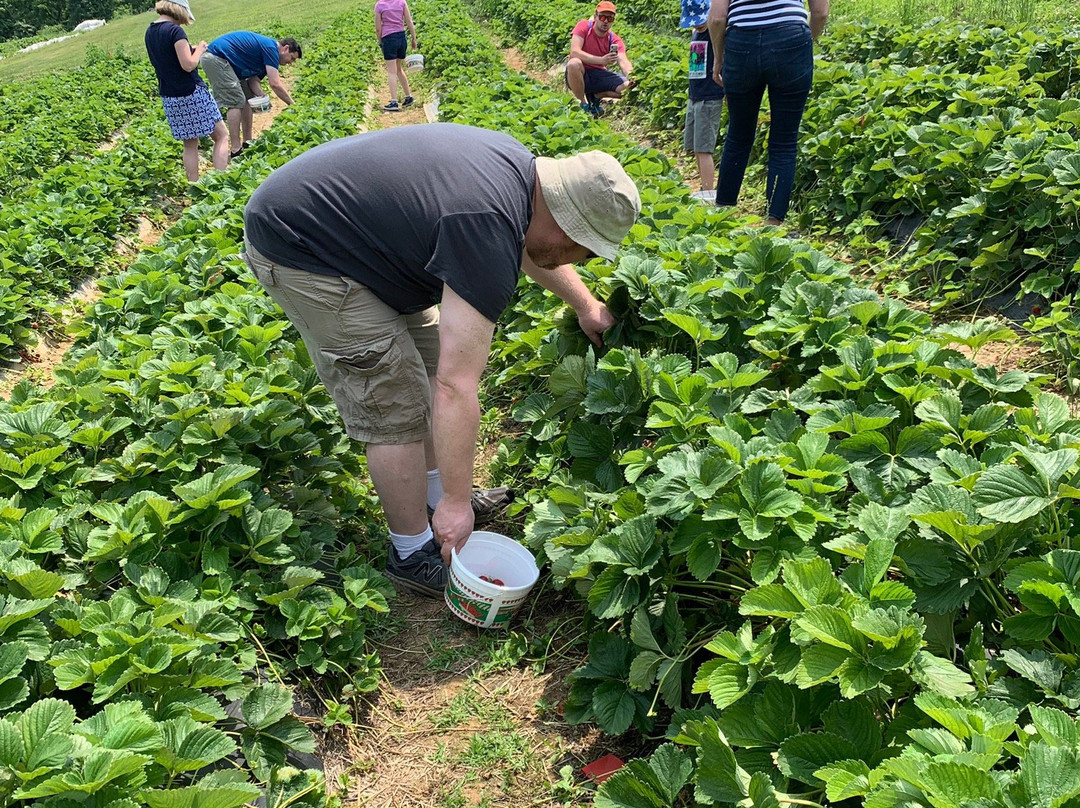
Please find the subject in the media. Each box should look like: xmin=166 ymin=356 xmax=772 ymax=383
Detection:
xmin=535 ymin=151 xmax=641 ymax=261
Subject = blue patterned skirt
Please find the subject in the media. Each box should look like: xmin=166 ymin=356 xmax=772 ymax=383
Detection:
xmin=161 ymin=84 xmax=222 ymax=141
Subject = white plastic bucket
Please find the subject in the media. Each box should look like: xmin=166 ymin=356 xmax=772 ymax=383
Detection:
xmin=445 ymin=531 xmax=539 ymax=629
xmin=248 ymin=95 xmax=271 ymax=112
xmin=404 ymin=53 xmax=424 ymax=72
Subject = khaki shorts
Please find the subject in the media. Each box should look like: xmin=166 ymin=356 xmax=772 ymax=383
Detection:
xmin=200 ymin=52 xmax=258 ymax=109
xmin=244 ymin=240 xmax=440 ymax=445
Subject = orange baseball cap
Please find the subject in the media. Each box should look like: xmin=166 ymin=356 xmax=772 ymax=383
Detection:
xmin=596 ymin=1 xmax=617 ymax=13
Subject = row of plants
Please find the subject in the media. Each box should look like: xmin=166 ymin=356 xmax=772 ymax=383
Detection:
xmin=832 ymin=0 xmax=1071 ymax=28
xmin=797 ymin=25 xmax=1080 ymax=308
xmin=477 ymin=0 xmax=1080 ymax=311
xmin=0 ymin=110 xmax=178 ymax=362
xmin=0 ymin=18 xmax=392 ymax=808
xmin=0 ymin=51 xmax=192 ymax=362
xmin=821 ymin=17 xmax=1078 ymax=82
xmin=0 ymin=46 xmax=157 ymax=197
xmin=597 ymin=0 xmax=677 ymax=32
xmin=416 ymin=1 xmax=1080 ymax=805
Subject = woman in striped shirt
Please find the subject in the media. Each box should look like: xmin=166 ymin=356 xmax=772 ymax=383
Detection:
xmin=707 ymin=0 xmax=829 ymax=224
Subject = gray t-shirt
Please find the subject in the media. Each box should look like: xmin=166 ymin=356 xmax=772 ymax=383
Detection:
xmin=243 ymin=123 xmax=535 ymax=322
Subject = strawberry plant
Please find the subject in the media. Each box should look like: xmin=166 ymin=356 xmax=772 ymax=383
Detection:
xmin=412 ymin=2 xmax=1080 ymax=805
xmin=0 ymin=14 xmax=389 ymax=808
xmin=0 ymin=49 xmax=157 ymax=201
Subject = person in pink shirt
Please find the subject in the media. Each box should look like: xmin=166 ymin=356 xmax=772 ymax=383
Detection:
xmin=566 ymin=0 xmax=634 ymax=117
xmin=374 ymin=0 xmax=418 ymax=112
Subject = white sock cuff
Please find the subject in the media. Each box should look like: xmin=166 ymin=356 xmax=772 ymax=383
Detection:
xmin=389 ymin=525 xmax=434 ymax=559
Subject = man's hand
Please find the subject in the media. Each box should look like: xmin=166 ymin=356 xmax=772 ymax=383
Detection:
xmin=577 ymin=299 xmax=617 ymax=346
xmin=712 ymin=60 xmax=724 ymax=87
xmin=433 ymin=498 xmax=475 ymax=564
xmin=520 ymin=256 xmax=619 ymax=346
xmin=602 ymin=51 xmax=619 ymax=67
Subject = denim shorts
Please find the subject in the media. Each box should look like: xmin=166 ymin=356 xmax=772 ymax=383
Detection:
xmin=380 ymin=31 xmax=408 ymax=61
xmin=244 ymin=240 xmax=440 ymax=445
xmin=583 ymin=67 xmax=626 ymax=97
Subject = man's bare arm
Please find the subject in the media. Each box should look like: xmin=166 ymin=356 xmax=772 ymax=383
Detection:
xmin=430 ymin=286 xmax=496 ymax=561
xmin=520 ymin=251 xmax=616 ymax=345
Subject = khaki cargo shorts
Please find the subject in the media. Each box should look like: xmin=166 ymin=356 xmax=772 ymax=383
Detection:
xmin=244 ymin=240 xmax=440 ymax=445
xmin=200 ymin=52 xmax=258 ymax=109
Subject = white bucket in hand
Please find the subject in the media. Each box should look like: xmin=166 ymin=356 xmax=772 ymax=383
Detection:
xmin=445 ymin=531 xmax=539 ymax=629
xmin=404 ymin=53 xmax=424 ymax=72
xmin=248 ymin=95 xmax=271 ymax=112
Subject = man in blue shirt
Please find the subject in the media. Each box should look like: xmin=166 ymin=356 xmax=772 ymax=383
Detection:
xmin=200 ymin=31 xmax=302 ymax=158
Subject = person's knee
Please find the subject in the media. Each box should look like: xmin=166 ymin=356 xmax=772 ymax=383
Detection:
xmin=767 ymin=137 xmax=799 ymax=157
xmin=566 ymin=57 xmax=584 ymax=75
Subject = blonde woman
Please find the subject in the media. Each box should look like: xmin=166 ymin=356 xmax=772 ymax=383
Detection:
xmin=145 ymin=0 xmax=229 ymax=182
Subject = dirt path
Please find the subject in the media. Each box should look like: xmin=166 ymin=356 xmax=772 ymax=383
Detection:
xmin=502 ymin=46 xmax=552 ymax=85
xmin=335 ymin=592 xmax=642 ymax=807
xmin=366 ymin=60 xmax=430 ymax=126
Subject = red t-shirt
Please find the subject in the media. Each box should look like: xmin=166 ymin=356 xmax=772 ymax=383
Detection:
xmin=571 ymin=19 xmax=625 ymax=70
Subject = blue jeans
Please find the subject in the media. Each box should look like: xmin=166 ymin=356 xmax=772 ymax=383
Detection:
xmin=715 ymin=23 xmax=813 ymax=222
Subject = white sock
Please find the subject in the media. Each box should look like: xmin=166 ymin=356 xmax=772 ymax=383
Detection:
xmin=390 ymin=525 xmax=433 ymax=559
xmin=426 ymin=469 xmax=444 ymax=511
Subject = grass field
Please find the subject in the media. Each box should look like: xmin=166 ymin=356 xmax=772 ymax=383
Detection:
xmin=0 ymin=0 xmax=363 ymax=82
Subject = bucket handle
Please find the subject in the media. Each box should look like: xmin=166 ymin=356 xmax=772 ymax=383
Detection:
xmin=482 ymin=593 xmax=506 ymax=629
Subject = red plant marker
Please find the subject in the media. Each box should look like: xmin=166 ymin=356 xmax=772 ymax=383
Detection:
xmin=582 ymin=754 xmax=624 ymax=783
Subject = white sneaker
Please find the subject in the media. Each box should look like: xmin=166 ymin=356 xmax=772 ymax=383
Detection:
xmin=690 ymin=190 xmax=716 ymax=203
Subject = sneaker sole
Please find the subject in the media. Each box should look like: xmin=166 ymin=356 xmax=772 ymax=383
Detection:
xmin=385 ymin=569 xmax=445 ymax=598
